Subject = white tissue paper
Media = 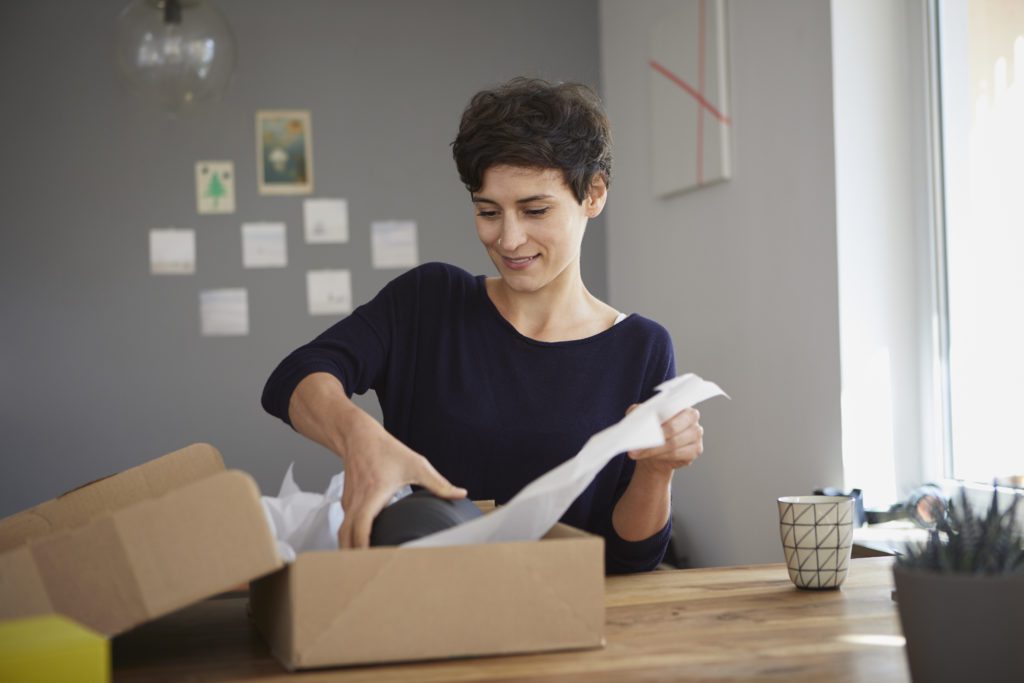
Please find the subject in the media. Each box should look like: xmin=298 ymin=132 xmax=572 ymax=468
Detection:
xmin=260 ymin=465 xmax=411 ymax=562
xmin=405 ymin=373 xmax=727 ymax=548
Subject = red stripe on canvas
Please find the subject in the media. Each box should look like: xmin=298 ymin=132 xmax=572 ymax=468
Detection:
xmin=697 ymin=0 xmax=706 ymax=183
xmin=648 ymin=59 xmax=731 ymax=126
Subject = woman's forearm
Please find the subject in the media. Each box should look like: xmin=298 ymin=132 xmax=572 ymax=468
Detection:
xmin=611 ymin=462 xmax=673 ymax=541
xmin=287 ymin=372 xmax=369 ymax=460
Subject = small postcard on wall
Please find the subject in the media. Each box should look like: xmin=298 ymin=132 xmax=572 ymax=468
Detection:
xmin=195 ymin=161 xmax=235 ymax=214
xmin=149 ymin=228 xmax=195 ymax=275
xmin=303 ymin=198 xmax=348 ymax=244
xmin=371 ymin=220 xmax=419 ymax=269
xmin=242 ymin=222 xmax=288 ymax=268
xmin=257 ymin=110 xmax=313 ymax=195
xmin=307 ymin=269 xmax=352 ymax=316
xmin=200 ymin=288 xmax=249 ymax=336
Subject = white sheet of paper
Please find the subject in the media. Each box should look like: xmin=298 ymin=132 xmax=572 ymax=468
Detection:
xmin=307 ymin=269 xmax=352 ymax=315
xmin=149 ymin=228 xmax=195 ymax=275
xmin=199 ymin=288 xmax=249 ymax=336
xmin=404 ymin=373 xmax=728 ymax=548
xmin=303 ymin=198 xmax=349 ymax=244
xmin=371 ymin=220 xmax=418 ymax=269
xmin=242 ymin=222 xmax=288 ymax=268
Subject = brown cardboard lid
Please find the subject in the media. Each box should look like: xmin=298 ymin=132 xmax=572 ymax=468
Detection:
xmin=0 ymin=443 xmax=225 ymax=554
xmin=0 ymin=444 xmax=284 ymax=635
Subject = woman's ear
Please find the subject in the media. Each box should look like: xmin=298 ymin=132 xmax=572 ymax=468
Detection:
xmin=585 ymin=175 xmax=608 ymax=218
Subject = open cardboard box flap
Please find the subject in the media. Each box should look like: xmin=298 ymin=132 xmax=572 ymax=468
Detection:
xmin=0 ymin=443 xmax=606 ymax=669
xmin=0 ymin=443 xmax=225 ymax=554
xmin=0 ymin=444 xmax=284 ymax=635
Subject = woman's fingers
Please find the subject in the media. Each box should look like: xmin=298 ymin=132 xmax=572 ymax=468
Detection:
xmin=664 ymin=408 xmax=699 ymax=438
xmin=338 ymin=512 xmax=353 ymax=549
xmin=337 ymin=454 xmax=468 ymax=550
xmin=631 ymin=415 xmax=704 ymax=467
xmin=339 ymin=489 xmax=369 ymax=549
xmin=414 ymin=458 xmax=468 ymax=500
xmin=347 ymin=488 xmax=396 ymax=549
xmin=631 ymin=441 xmax=700 ymax=462
xmin=635 ymin=424 xmax=702 ymax=455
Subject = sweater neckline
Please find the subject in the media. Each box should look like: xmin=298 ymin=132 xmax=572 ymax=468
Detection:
xmin=475 ymin=275 xmax=635 ymax=348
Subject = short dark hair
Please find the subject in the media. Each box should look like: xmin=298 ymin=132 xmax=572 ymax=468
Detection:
xmin=452 ymin=77 xmax=612 ymax=204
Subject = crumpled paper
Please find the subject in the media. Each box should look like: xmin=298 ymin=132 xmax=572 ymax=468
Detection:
xmin=260 ymin=465 xmax=411 ymax=562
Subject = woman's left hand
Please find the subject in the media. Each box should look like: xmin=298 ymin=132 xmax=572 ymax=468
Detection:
xmin=626 ymin=406 xmax=704 ymax=477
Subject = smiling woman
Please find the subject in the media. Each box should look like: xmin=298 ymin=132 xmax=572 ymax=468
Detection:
xmin=261 ymin=77 xmax=705 ymax=573
xmin=471 ymin=165 xmax=614 ymax=341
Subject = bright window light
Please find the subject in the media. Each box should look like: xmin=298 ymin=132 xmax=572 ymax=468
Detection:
xmin=939 ymin=1 xmax=1024 ymax=485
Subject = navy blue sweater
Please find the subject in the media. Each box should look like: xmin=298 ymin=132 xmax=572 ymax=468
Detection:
xmin=261 ymin=262 xmax=675 ymax=573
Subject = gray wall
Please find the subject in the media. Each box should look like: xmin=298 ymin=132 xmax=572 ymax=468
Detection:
xmin=0 ymin=0 xmax=606 ymax=515
xmin=600 ymin=0 xmax=844 ymax=566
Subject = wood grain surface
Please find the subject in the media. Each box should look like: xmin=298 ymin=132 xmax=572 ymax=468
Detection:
xmin=112 ymin=557 xmax=909 ymax=682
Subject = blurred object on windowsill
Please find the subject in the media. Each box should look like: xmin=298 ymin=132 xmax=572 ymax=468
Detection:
xmin=864 ymin=483 xmax=948 ymax=528
xmin=853 ymin=520 xmax=932 ymax=558
xmin=813 ymin=487 xmax=865 ymax=527
xmin=996 ymin=474 xmax=1024 ymax=490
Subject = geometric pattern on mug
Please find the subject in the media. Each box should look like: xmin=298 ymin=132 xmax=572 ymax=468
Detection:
xmin=778 ymin=500 xmax=854 ymax=589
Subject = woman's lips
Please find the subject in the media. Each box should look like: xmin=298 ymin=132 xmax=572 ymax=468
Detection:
xmin=502 ymin=254 xmax=539 ymax=270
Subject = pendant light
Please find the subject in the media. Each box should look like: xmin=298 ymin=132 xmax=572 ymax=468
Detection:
xmin=115 ymin=0 xmax=237 ymax=116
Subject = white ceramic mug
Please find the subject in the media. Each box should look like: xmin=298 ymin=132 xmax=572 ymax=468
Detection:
xmin=777 ymin=495 xmax=855 ymax=589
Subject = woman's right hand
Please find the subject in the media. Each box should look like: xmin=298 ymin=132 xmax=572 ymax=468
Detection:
xmin=286 ymin=373 xmax=467 ymax=550
xmin=336 ymin=414 xmax=467 ymax=549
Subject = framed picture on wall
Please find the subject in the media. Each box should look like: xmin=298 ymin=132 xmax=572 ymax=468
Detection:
xmin=649 ymin=0 xmax=732 ymax=197
xmin=256 ymin=110 xmax=314 ymax=195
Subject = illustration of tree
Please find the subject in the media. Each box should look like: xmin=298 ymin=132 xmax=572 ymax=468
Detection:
xmin=205 ymin=172 xmax=227 ymax=208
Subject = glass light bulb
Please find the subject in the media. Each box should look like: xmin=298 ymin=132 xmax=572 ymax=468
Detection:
xmin=115 ymin=0 xmax=237 ymax=116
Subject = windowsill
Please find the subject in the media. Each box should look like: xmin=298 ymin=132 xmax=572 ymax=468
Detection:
xmin=852 ymin=521 xmax=931 ymax=558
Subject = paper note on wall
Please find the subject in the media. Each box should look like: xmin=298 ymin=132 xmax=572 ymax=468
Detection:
xmin=405 ymin=373 xmax=728 ymax=548
xmin=242 ymin=223 xmax=288 ymax=268
xmin=371 ymin=220 xmax=418 ymax=269
xmin=303 ymin=199 xmax=349 ymax=244
xmin=149 ymin=228 xmax=196 ymax=275
xmin=307 ymin=269 xmax=352 ymax=316
xmin=200 ymin=288 xmax=249 ymax=336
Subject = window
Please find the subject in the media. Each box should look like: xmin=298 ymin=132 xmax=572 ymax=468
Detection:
xmin=833 ymin=0 xmax=1022 ymax=507
xmin=936 ymin=0 xmax=1024 ymax=486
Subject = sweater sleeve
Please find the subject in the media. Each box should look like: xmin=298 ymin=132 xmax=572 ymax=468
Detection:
xmin=602 ymin=330 xmax=677 ymax=574
xmin=260 ymin=268 xmax=415 ymax=426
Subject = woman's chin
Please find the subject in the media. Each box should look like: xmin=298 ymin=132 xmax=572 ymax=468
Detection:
xmin=498 ymin=270 xmax=547 ymax=294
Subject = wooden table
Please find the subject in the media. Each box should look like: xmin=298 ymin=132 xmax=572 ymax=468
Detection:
xmin=113 ymin=557 xmax=909 ymax=682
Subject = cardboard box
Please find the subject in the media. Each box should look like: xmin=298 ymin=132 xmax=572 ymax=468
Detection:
xmin=250 ymin=522 xmax=605 ymax=669
xmin=0 ymin=444 xmax=283 ymax=635
xmin=0 ymin=443 xmax=606 ymax=669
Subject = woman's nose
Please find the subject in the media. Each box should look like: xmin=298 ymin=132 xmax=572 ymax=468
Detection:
xmin=498 ymin=219 xmax=527 ymax=251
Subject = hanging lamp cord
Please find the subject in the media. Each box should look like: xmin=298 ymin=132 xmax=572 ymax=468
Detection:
xmin=163 ymin=0 xmax=182 ymax=25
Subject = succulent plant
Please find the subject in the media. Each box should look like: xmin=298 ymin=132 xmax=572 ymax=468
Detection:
xmin=897 ymin=486 xmax=1024 ymax=575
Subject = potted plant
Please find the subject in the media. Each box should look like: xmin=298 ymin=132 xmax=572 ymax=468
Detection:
xmin=893 ymin=487 xmax=1024 ymax=682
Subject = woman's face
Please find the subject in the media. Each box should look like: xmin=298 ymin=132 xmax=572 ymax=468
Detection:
xmin=472 ymin=165 xmax=606 ymax=294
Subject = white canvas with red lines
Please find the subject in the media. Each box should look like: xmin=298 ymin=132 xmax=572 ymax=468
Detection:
xmin=649 ymin=0 xmax=732 ymax=196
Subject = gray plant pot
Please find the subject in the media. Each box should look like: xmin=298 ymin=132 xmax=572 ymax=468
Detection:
xmin=893 ymin=565 xmax=1024 ymax=682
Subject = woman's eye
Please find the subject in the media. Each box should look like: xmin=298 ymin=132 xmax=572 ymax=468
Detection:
xmin=525 ymin=208 xmax=549 ymax=217
xmin=476 ymin=210 xmax=499 ymax=218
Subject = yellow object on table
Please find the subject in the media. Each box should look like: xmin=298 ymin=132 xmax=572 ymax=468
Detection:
xmin=0 ymin=614 xmax=109 ymax=683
